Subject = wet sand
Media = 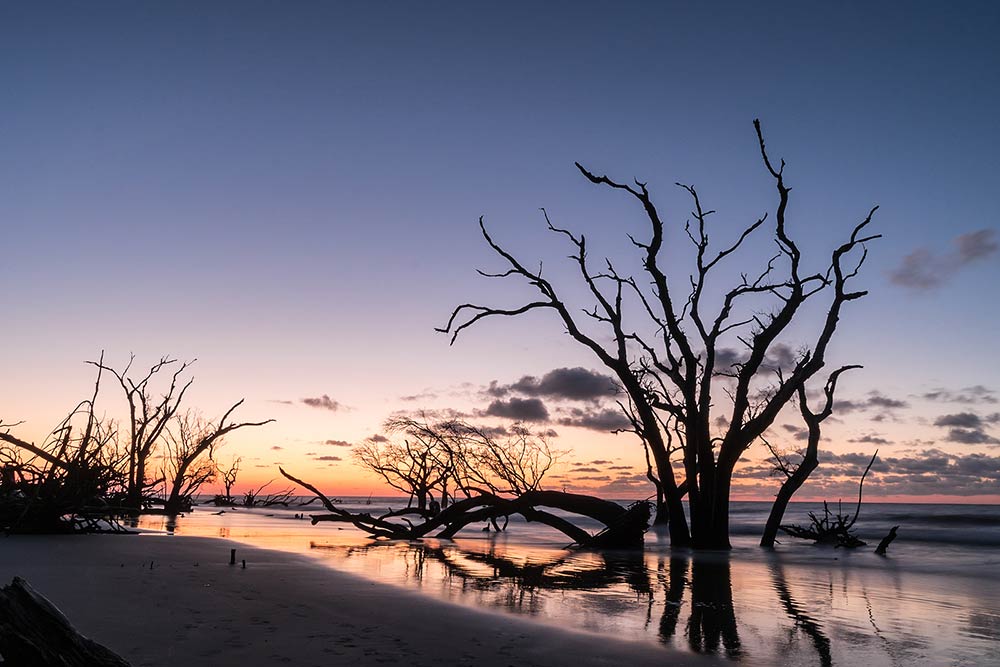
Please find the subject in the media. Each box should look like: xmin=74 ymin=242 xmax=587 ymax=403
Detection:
xmin=0 ymin=535 xmax=717 ymax=666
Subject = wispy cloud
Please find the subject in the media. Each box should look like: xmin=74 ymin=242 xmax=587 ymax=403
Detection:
xmin=301 ymin=394 xmax=343 ymax=411
xmin=889 ymin=228 xmax=998 ymax=290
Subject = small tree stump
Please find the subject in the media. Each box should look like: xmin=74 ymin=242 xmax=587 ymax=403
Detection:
xmin=875 ymin=525 xmax=899 ymax=555
xmin=0 ymin=576 xmax=130 ymax=666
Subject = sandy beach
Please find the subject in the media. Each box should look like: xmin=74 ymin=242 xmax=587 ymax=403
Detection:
xmin=0 ymin=534 xmax=716 ymax=666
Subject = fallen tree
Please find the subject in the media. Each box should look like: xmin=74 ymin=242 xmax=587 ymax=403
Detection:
xmin=280 ymin=468 xmax=650 ymax=548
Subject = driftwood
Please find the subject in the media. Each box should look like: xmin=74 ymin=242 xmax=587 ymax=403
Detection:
xmin=779 ymin=452 xmax=877 ymax=548
xmin=875 ymin=525 xmax=899 ymax=555
xmin=281 ymin=468 xmax=650 ymax=548
xmin=0 ymin=576 xmax=130 ymax=666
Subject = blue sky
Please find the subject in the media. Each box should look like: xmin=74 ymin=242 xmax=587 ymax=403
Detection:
xmin=2 ymin=2 xmax=998 ymax=498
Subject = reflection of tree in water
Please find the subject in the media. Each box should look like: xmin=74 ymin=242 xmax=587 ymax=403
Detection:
xmin=768 ymin=559 xmax=831 ymax=667
xmin=317 ymin=541 xmax=652 ymax=603
xmin=319 ymin=542 xmax=924 ymax=664
xmin=685 ymin=559 xmax=742 ymax=659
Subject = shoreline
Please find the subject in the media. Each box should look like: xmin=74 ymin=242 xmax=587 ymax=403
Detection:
xmin=0 ymin=533 xmax=715 ymax=666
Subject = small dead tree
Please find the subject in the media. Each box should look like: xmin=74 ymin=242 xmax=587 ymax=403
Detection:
xmin=780 ymin=451 xmax=878 ymax=548
xmin=218 ymin=457 xmax=241 ymax=503
xmin=760 ymin=365 xmax=859 ymax=547
xmin=353 ymin=420 xmax=453 ymax=512
xmin=438 ymin=120 xmax=880 ymax=548
xmin=160 ymin=403 xmax=272 ymax=514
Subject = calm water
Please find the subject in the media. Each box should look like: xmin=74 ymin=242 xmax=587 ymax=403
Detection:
xmin=137 ymin=500 xmax=1000 ymax=666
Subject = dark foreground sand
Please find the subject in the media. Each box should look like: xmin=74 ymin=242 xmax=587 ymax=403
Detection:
xmin=0 ymin=535 xmax=717 ymax=666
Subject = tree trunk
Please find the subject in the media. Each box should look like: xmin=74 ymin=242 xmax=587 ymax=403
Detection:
xmin=126 ymin=457 xmax=146 ymax=511
xmin=649 ymin=443 xmax=691 ymax=546
xmin=699 ymin=469 xmax=732 ymax=550
xmin=760 ymin=455 xmax=818 ymax=547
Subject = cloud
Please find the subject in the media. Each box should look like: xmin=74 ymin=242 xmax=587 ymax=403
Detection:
xmin=889 ymin=229 xmax=998 ymax=290
xmin=488 ymin=367 xmax=618 ymax=401
xmin=849 ymin=434 xmax=893 ymax=445
xmin=945 ymin=429 xmax=1000 ymax=445
xmin=301 ymin=395 xmax=342 ymax=411
xmin=483 ymin=397 xmax=550 ymax=421
xmin=955 ymin=229 xmax=1000 ymax=261
xmin=315 ymin=455 xmax=342 ymax=462
xmin=835 ymin=391 xmax=909 ymax=414
xmin=933 ymin=412 xmax=999 ymax=444
xmin=714 ymin=344 xmax=800 ymax=375
xmin=867 ymin=394 xmax=908 ymax=409
xmin=399 ymin=391 xmax=438 ymax=402
xmin=714 ymin=347 xmax=742 ymax=372
xmin=270 ymin=445 xmax=283 ymax=450
xmin=765 ymin=343 xmax=800 ymax=373
xmin=572 ymin=467 xmax=601 ymax=473
xmin=324 ymin=439 xmax=353 ymax=447
xmin=370 ymin=434 xmax=389 ymax=443
xmin=922 ymin=385 xmax=998 ymax=405
xmin=556 ymin=407 xmax=632 ymax=432
xmin=737 ymin=448 xmax=1000 ymax=496
xmin=935 ymin=412 xmax=985 ymax=429
xmin=780 ymin=423 xmax=808 ymax=439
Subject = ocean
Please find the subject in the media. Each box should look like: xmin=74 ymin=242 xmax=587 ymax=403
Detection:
xmin=136 ymin=499 xmax=1000 ymax=666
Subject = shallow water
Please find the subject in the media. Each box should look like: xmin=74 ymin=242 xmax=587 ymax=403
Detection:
xmin=136 ymin=500 xmax=1000 ymax=666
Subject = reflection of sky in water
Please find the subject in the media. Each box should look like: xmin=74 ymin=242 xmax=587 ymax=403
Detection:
xmin=136 ymin=506 xmax=1000 ymax=666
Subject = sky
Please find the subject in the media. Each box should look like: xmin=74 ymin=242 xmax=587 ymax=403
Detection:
xmin=2 ymin=1 xmax=999 ymax=502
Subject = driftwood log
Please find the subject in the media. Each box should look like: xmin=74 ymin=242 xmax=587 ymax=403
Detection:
xmin=281 ymin=468 xmax=650 ymax=549
xmin=0 ymin=576 xmax=130 ymax=666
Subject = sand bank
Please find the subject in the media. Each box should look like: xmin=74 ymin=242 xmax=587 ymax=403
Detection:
xmin=0 ymin=535 xmax=715 ymax=666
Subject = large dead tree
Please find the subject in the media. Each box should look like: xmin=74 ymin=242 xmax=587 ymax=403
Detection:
xmin=438 ymin=120 xmax=879 ymax=548
xmin=88 ymin=355 xmax=194 ymax=511
xmin=160 ymin=404 xmax=273 ymax=514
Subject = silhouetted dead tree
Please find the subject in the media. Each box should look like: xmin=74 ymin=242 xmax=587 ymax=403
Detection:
xmin=160 ymin=404 xmax=272 ymax=514
xmin=438 ymin=120 xmax=880 ymax=548
xmin=780 ymin=451 xmax=878 ymax=548
xmin=760 ymin=365 xmax=860 ymax=547
xmin=88 ymin=355 xmax=194 ymax=511
xmin=215 ymin=456 xmax=241 ymax=504
xmin=354 ymin=418 xmax=454 ymax=512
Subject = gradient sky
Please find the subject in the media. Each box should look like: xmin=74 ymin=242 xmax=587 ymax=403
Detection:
xmin=2 ymin=2 xmax=999 ymax=501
